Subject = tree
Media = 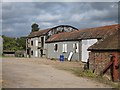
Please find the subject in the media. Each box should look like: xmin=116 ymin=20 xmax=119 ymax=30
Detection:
xmin=2 ymin=35 xmax=26 ymax=51
xmin=3 ymin=35 xmax=17 ymax=51
xmin=16 ymin=37 xmax=26 ymax=50
xmin=31 ymin=23 xmax=39 ymax=32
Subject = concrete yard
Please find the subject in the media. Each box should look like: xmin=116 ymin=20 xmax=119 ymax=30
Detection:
xmin=2 ymin=57 xmax=111 ymax=88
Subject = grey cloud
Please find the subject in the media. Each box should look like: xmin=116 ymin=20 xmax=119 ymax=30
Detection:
xmin=90 ymin=2 xmax=113 ymax=10
xmin=2 ymin=2 xmax=118 ymax=37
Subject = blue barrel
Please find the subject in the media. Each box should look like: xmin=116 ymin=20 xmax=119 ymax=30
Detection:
xmin=60 ymin=55 xmax=64 ymax=61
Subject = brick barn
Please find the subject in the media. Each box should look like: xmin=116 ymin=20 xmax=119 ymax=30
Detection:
xmin=88 ymin=32 xmax=120 ymax=81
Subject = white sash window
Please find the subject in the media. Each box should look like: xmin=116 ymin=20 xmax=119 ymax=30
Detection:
xmin=36 ymin=40 xmax=38 ymax=46
xmin=62 ymin=44 xmax=67 ymax=53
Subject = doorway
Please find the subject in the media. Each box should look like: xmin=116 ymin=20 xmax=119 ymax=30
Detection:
xmin=40 ymin=49 xmax=43 ymax=57
xmin=41 ymin=37 xmax=44 ymax=48
xmin=40 ymin=37 xmax=44 ymax=57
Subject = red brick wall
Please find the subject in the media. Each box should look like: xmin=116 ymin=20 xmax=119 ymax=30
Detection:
xmin=119 ymin=53 xmax=120 ymax=81
xmin=89 ymin=51 xmax=113 ymax=75
xmin=89 ymin=51 xmax=120 ymax=81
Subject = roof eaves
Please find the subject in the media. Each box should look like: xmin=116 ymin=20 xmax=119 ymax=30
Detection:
xmin=46 ymin=39 xmax=80 ymax=43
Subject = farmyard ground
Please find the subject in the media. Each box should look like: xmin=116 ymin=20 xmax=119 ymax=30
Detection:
xmin=2 ymin=57 xmax=111 ymax=88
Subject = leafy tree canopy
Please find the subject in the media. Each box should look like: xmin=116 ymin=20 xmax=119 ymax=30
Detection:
xmin=2 ymin=35 xmax=26 ymax=51
xmin=31 ymin=23 xmax=39 ymax=32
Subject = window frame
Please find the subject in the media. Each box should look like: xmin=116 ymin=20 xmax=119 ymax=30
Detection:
xmin=54 ymin=44 xmax=58 ymax=52
xmin=73 ymin=43 xmax=79 ymax=53
xmin=36 ymin=39 xmax=38 ymax=46
xmin=31 ymin=40 xmax=33 ymax=46
xmin=62 ymin=44 xmax=67 ymax=53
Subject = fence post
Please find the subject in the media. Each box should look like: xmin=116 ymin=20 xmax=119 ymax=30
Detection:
xmin=113 ymin=52 xmax=119 ymax=82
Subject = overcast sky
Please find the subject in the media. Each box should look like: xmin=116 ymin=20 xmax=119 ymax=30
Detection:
xmin=1 ymin=2 xmax=118 ymax=37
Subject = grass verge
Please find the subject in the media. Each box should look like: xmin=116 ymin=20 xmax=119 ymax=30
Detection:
xmin=54 ymin=62 xmax=120 ymax=89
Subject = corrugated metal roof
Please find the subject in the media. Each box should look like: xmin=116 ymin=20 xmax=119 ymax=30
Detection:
xmin=46 ymin=24 xmax=119 ymax=43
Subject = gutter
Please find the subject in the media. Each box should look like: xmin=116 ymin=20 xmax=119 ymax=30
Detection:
xmin=45 ymin=39 xmax=80 ymax=43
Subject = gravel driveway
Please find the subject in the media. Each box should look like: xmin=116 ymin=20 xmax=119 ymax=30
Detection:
xmin=2 ymin=58 xmax=111 ymax=88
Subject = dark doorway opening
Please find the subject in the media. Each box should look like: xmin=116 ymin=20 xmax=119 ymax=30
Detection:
xmin=41 ymin=37 xmax=44 ymax=48
xmin=27 ymin=48 xmax=31 ymax=58
xmin=40 ymin=49 xmax=43 ymax=57
xmin=41 ymin=37 xmax=44 ymax=57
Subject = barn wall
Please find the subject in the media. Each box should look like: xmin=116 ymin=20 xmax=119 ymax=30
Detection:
xmin=81 ymin=39 xmax=97 ymax=62
xmin=26 ymin=36 xmax=47 ymax=58
xmin=118 ymin=53 xmax=120 ymax=81
xmin=89 ymin=51 xmax=113 ymax=75
xmin=43 ymin=43 xmax=48 ymax=58
xmin=29 ymin=37 xmax=39 ymax=58
xmin=47 ymin=41 xmax=81 ymax=61
xmin=89 ymin=51 xmax=120 ymax=81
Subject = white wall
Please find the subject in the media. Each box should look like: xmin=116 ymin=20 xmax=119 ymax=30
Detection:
xmin=35 ymin=50 xmax=38 ymax=57
xmin=81 ymin=39 xmax=97 ymax=62
xmin=47 ymin=41 xmax=80 ymax=61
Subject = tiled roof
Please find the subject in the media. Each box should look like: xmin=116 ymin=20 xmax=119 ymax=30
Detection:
xmin=88 ymin=32 xmax=120 ymax=50
xmin=78 ymin=24 xmax=118 ymax=39
xmin=27 ymin=28 xmax=51 ymax=38
xmin=46 ymin=24 xmax=119 ymax=43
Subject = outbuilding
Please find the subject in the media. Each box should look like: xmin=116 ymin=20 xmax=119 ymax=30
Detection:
xmin=88 ymin=32 xmax=120 ymax=81
xmin=3 ymin=50 xmax=15 ymax=57
xmin=46 ymin=24 xmax=118 ymax=62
